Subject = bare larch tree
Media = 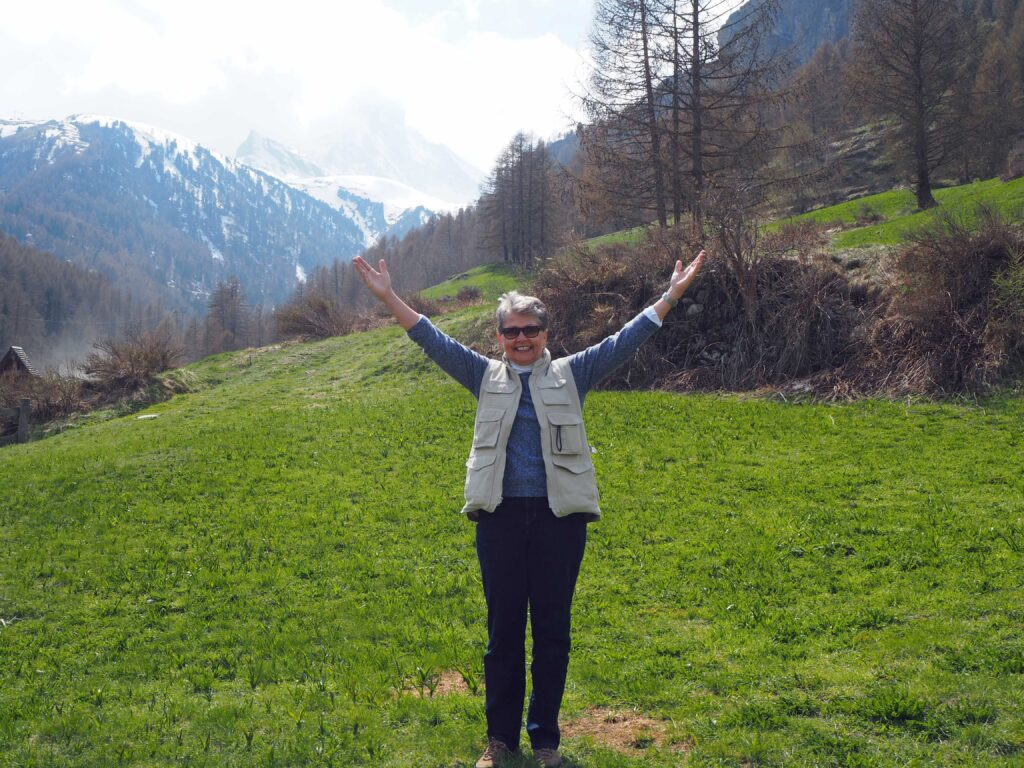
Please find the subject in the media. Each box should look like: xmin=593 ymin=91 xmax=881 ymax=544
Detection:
xmin=849 ymin=0 xmax=970 ymax=209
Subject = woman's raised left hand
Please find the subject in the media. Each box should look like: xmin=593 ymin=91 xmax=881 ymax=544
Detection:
xmin=667 ymin=250 xmax=705 ymax=300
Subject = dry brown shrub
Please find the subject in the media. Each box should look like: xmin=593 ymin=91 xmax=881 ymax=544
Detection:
xmin=274 ymin=290 xmax=356 ymax=339
xmin=0 ymin=372 xmax=88 ymax=423
xmin=827 ymin=207 xmax=1024 ymax=396
xmin=403 ymin=292 xmax=442 ymax=316
xmin=84 ymin=324 xmax=184 ymax=395
xmin=535 ymin=224 xmax=870 ymax=392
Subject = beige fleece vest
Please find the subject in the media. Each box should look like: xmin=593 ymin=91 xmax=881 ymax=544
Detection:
xmin=461 ymin=349 xmax=601 ymax=519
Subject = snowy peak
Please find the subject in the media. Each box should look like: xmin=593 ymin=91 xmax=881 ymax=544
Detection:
xmin=236 ymin=114 xmax=471 ymax=246
xmin=75 ymin=114 xmax=233 ymax=169
xmin=313 ymin=108 xmax=484 ymax=204
xmin=237 ymin=99 xmax=484 ymax=218
xmin=236 ymin=131 xmax=326 ymax=180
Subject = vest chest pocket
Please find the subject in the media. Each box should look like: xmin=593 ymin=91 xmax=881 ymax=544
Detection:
xmin=473 ymin=408 xmax=505 ymax=449
xmin=547 ymin=412 xmax=585 ymax=455
xmin=539 ymin=377 xmax=570 ymax=405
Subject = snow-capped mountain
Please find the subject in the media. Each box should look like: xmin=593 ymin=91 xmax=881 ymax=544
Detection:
xmin=312 ymin=101 xmax=484 ymax=204
xmin=0 ymin=115 xmax=372 ymax=309
xmin=235 ymin=130 xmax=326 ymax=179
xmin=236 ymin=130 xmax=472 ymax=237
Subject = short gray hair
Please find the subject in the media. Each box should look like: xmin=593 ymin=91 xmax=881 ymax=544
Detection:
xmin=496 ymin=291 xmax=548 ymax=329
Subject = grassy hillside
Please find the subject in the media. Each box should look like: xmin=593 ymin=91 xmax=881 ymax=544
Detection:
xmin=585 ymin=176 xmax=1024 ymax=252
xmin=785 ymin=176 xmax=1024 ymax=249
xmin=419 ymin=263 xmax=521 ymax=301
xmin=2 ymin=308 xmax=1023 ymax=767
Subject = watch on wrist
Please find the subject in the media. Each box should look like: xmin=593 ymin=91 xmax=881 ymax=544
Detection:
xmin=661 ymin=292 xmax=679 ymax=308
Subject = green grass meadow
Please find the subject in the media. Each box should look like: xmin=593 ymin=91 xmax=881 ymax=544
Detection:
xmin=2 ymin=305 xmax=1023 ymax=766
xmin=584 ymin=176 xmax=1024 ymax=253
xmin=784 ymin=176 xmax=1024 ymax=249
xmin=419 ymin=263 xmax=521 ymax=301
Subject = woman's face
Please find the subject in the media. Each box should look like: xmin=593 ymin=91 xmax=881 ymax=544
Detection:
xmin=497 ymin=311 xmax=548 ymax=367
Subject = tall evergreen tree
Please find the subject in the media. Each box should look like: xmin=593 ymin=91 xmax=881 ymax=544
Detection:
xmin=583 ymin=0 xmax=670 ymax=226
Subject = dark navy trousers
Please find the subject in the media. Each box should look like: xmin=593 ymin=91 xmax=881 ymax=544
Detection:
xmin=474 ymin=497 xmax=588 ymax=751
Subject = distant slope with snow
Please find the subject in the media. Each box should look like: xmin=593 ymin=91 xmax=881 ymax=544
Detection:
xmin=235 ymin=131 xmax=326 ymax=179
xmin=310 ymin=101 xmax=484 ymax=205
xmin=236 ymin=131 xmax=463 ymax=242
xmin=0 ymin=115 xmax=372 ymax=309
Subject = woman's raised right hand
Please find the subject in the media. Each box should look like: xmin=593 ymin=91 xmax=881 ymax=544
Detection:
xmin=353 ymin=256 xmax=393 ymax=301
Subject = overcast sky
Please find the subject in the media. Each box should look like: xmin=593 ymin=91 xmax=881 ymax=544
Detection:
xmin=0 ymin=0 xmax=743 ymax=172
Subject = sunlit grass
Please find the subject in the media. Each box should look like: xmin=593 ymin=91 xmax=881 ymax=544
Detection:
xmin=783 ymin=176 xmax=1024 ymax=248
xmin=1 ymin=314 xmax=1022 ymax=766
xmin=586 ymin=176 xmax=1024 ymax=253
xmin=419 ymin=262 xmax=522 ymax=301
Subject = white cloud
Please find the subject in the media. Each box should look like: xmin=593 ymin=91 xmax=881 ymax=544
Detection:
xmin=0 ymin=0 xmax=591 ymax=169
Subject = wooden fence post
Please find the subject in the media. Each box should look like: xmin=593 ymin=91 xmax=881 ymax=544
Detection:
xmin=18 ymin=398 xmax=30 ymax=444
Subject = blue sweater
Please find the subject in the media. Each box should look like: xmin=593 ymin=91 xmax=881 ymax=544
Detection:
xmin=407 ymin=309 xmax=661 ymax=498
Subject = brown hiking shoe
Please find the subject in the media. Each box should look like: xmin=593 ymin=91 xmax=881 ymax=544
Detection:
xmin=534 ymin=746 xmax=562 ymax=767
xmin=476 ymin=737 xmax=514 ymax=768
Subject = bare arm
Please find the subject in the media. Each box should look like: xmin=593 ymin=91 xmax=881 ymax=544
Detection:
xmin=352 ymin=256 xmax=422 ymax=331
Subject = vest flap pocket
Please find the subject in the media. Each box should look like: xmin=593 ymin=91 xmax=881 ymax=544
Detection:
xmin=466 ymin=452 xmax=497 ymax=470
xmin=550 ymin=452 xmax=593 ymax=474
xmin=477 ymin=408 xmax=504 ymax=422
xmin=473 ymin=408 xmax=504 ymax=448
xmin=484 ymin=380 xmax=516 ymax=394
xmin=547 ymin=412 xmax=584 ymax=455
xmin=547 ymin=412 xmax=581 ymax=426
xmin=538 ymin=377 xmax=567 ymax=388
xmin=540 ymin=385 xmax=570 ymax=405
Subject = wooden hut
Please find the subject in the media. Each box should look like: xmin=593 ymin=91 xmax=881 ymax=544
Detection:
xmin=0 ymin=346 xmax=39 ymax=378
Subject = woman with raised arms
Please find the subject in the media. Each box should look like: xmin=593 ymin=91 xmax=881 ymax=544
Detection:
xmin=353 ymin=250 xmax=704 ymax=767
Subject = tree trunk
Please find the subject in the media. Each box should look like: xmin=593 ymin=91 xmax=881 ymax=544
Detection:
xmin=639 ymin=0 xmax=668 ymax=227
xmin=690 ymin=0 xmax=706 ymax=235
xmin=911 ymin=0 xmax=938 ymax=209
xmin=671 ymin=0 xmax=683 ymax=227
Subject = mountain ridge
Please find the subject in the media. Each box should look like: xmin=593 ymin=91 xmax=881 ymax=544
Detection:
xmin=719 ymin=0 xmax=853 ymax=68
xmin=0 ymin=115 xmax=370 ymax=310
xmin=235 ymin=130 xmax=473 ymax=231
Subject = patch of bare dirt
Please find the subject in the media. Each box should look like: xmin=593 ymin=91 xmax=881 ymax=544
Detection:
xmin=561 ymin=707 xmax=691 ymax=755
xmin=403 ymin=668 xmax=473 ymax=698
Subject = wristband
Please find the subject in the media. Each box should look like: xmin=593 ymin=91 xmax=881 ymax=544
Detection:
xmin=661 ymin=292 xmax=679 ymax=308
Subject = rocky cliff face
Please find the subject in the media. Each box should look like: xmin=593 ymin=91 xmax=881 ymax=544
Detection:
xmin=720 ymin=0 xmax=853 ymax=68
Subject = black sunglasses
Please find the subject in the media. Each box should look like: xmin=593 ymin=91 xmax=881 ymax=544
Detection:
xmin=499 ymin=325 xmax=545 ymax=340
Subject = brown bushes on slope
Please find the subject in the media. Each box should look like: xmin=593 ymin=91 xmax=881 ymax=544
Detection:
xmin=534 ymin=225 xmax=874 ymax=392
xmin=0 ymin=373 xmax=88 ymax=423
xmin=84 ymin=324 xmax=184 ymax=395
xmin=274 ymin=290 xmax=358 ymax=339
xmin=830 ymin=208 xmax=1024 ymax=396
xmin=535 ymin=208 xmax=1024 ymax=398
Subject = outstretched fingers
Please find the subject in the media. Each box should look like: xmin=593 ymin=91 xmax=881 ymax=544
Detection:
xmin=671 ymin=250 xmax=705 ymax=292
xmin=683 ymin=250 xmax=705 ymax=276
xmin=354 ymin=256 xmax=380 ymax=282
